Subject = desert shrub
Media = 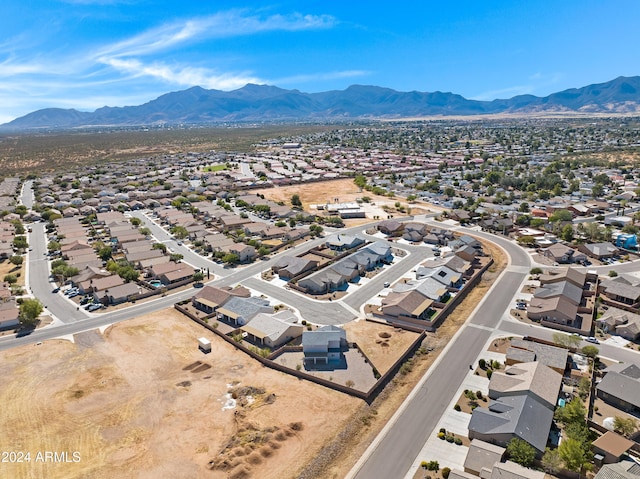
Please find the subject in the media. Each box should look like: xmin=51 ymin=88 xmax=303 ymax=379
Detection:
xmin=445 ymin=435 xmax=454 ymax=443
xmin=442 ymin=467 xmax=451 ymax=479
xmin=425 ymin=460 xmax=439 ymax=471
xmin=486 ymin=369 xmax=493 ymax=379
xmin=476 ymin=390 xmax=483 ymax=399
xmin=454 ymin=404 xmax=461 ymax=411
xmin=454 ymin=437 xmax=463 ymax=445
xmin=478 ymin=358 xmax=486 ymax=369
xmin=438 ymin=432 xmax=446 ymax=440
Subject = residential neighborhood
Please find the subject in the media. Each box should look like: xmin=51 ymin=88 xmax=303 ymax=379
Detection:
xmin=0 ymin=117 xmax=640 ymax=479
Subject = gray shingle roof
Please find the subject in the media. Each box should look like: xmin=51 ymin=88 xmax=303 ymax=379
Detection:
xmin=468 ymin=394 xmax=553 ymax=453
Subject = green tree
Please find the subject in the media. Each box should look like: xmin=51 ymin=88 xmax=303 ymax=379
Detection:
xmin=152 ymin=243 xmax=167 ymax=253
xmin=170 ymin=225 xmax=188 ymax=239
xmin=98 ymin=246 xmax=113 ymax=261
xmin=130 ymin=217 xmax=142 ymax=226
xmin=222 ymin=253 xmax=240 ymax=264
xmin=14 ymin=205 xmax=28 ymax=217
xmin=559 ymin=437 xmax=593 ymax=475
xmin=3 ymin=274 xmax=17 ymax=284
xmin=169 ymin=253 xmax=183 ymax=263
xmin=354 ymin=175 xmax=367 ymax=189
xmin=553 ymin=332 xmax=581 ymax=349
xmin=19 ymin=298 xmax=44 ymax=326
xmin=9 ymin=255 xmax=23 ymax=266
xmin=192 ymin=271 xmax=204 ymax=285
xmin=291 ymin=194 xmax=302 ymax=208
xmin=117 ymin=265 xmax=139 ymax=282
xmin=47 ymin=240 xmax=61 ymax=252
xmin=561 ymin=224 xmax=575 ymax=242
xmin=581 ymin=345 xmax=599 ymax=358
xmin=13 ymin=236 xmax=28 ymax=250
xmin=555 ymin=398 xmax=587 ymax=425
xmin=549 ymin=209 xmax=573 ymax=223
xmin=506 ymin=438 xmax=536 ymax=467
xmin=11 ymin=220 xmax=25 ymax=234
xmin=542 ymin=447 xmax=562 ymax=475
xmin=613 ymin=416 xmax=638 ymax=437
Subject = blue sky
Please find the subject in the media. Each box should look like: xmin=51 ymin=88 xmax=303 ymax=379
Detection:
xmin=1 ymin=0 xmax=639 ymax=123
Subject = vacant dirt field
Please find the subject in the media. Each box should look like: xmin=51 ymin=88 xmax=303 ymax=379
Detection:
xmin=253 ymin=178 xmax=439 ymax=224
xmin=0 ymin=309 xmax=360 ymax=479
xmin=0 ymin=257 xmax=25 ymax=286
xmin=342 ymin=320 xmax=421 ymax=374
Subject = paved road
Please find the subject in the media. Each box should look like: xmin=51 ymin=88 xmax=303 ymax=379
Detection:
xmin=8 ymin=204 xmax=640 ymax=477
xmin=20 ymin=179 xmax=34 ymax=209
xmin=349 ymin=229 xmax=532 ymax=479
xmin=27 ymin=222 xmax=89 ymax=323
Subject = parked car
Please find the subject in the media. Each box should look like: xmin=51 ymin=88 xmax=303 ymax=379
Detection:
xmin=51 ymin=287 xmax=60 ymax=294
xmin=86 ymin=303 xmax=102 ymax=312
xmin=585 ymin=336 xmax=599 ymax=344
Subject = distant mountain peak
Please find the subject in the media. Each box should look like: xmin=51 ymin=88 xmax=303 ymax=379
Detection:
xmin=3 ymin=75 xmax=640 ymax=130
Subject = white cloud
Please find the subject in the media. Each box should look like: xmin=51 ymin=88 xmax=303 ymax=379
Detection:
xmin=98 ymin=11 xmax=336 ymax=59
xmin=100 ymin=57 xmax=262 ymax=90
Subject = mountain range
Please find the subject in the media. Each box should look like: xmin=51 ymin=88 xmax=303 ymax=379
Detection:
xmin=3 ymin=76 xmax=640 ymax=130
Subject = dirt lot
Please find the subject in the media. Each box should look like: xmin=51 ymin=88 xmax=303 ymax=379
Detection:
xmin=0 ymin=309 xmax=360 ymax=479
xmin=0 ymin=257 xmax=25 ymax=286
xmin=253 ymin=178 xmax=440 ymax=226
xmin=342 ymin=320 xmax=421 ymax=374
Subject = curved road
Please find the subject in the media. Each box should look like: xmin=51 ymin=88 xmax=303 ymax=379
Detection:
xmin=4 ymin=198 xmax=639 ymax=479
xmin=347 ymin=225 xmax=533 ymax=479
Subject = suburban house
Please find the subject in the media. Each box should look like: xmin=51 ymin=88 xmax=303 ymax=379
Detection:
xmin=97 ymin=282 xmax=141 ymax=305
xmin=148 ymin=262 xmax=195 ymax=285
xmin=298 ymin=242 xmax=392 ymax=294
xmin=594 ymin=460 xmax=640 ymax=479
xmin=527 ymin=268 xmax=594 ymax=335
xmin=600 ymin=275 xmax=640 ymax=311
xmin=271 ymin=256 xmax=318 ymax=280
xmin=216 ymin=296 xmax=272 ymax=326
xmin=80 ymin=274 xmax=124 ymax=295
xmin=543 ymin=243 xmax=587 ymax=264
xmin=325 ymin=234 xmax=365 ymax=251
xmin=592 ymin=431 xmax=635 ymax=465
xmin=452 ymin=439 xmax=546 ymax=479
xmin=381 ymin=290 xmax=434 ymax=321
xmin=596 ymin=362 xmax=640 ymax=414
xmin=468 ymin=392 xmax=554 ymax=454
xmin=302 ymin=325 xmax=348 ymax=367
xmin=578 ymin=242 xmax=620 ymax=260
xmin=376 ymin=220 xmax=404 ymax=236
xmin=506 ymin=338 xmax=569 ymax=374
xmin=462 ymin=439 xmax=504 ymax=476
xmin=191 ymin=285 xmax=251 ymax=314
xmin=239 ymin=310 xmax=303 ymax=348
xmin=487 ymin=362 xmax=562 ymax=409
xmin=394 ymin=278 xmax=449 ymax=303
xmin=0 ymin=299 xmax=20 ymax=330
xmin=228 ymin=243 xmax=256 ymax=263
xmin=596 ymin=307 xmax=640 ymax=340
